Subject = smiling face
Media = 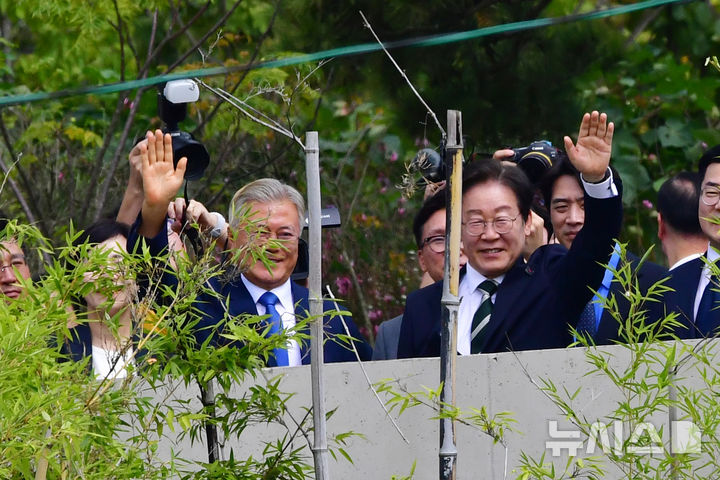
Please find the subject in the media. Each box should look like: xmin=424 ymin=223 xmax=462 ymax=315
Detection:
xmin=232 ymin=199 xmax=301 ymax=290
xmin=461 ymin=181 xmax=531 ymax=279
xmin=0 ymin=241 xmax=31 ymax=300
xmin=550 ymin=174 xmax=585 ymax=249
xmin=700 ymin=163 xmax=720 ymax=250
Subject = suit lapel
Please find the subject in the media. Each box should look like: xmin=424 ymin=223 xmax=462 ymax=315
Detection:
xmin=476 ymin=258 xmax=528 ymax=351
xmin=672 ymin=256 xmax=704 ymax=323
xmin=227 ymin=277 xmax=259 ymax=317
xmin=290 ymin=282 xmax=313 ymax=364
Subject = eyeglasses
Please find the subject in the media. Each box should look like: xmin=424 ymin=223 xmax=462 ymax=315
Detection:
xmin=463 ymin=215 xmax=519 ymax=236
xmin=255 ymin=227 xmax=298 ymax=242
xmin=701 ymin=186 xmax=720 ymax=206
xmin=0 ymin=257 xmax=27 ymax=274
xmin=421 ymin=235 xmax=446 ymax=254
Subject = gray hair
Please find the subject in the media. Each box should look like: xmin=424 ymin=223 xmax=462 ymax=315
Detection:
xmin=228 ymin=178 xmax=305 ymax=229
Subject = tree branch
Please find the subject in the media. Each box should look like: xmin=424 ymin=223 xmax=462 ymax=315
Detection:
xmin=164 ymin=0 xmax=245 ymax=74
xmin=0 ymin=151 xmax=36 ymax=225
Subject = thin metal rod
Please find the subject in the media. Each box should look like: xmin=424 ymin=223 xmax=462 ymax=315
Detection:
xmin=359 ymin=11 xmax=446 ymax=138
xmin=306 ymin=131 xmax=329 ymax=480
xmin=439 ymin=110 xmax=463 ymax=480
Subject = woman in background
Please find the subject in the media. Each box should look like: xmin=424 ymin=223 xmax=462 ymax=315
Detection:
xmin=62 ymin=219 xmax=136 ymax=380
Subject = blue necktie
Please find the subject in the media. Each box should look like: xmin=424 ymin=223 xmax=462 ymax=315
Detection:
xmin=696 ymin=277 xmax=720 ymax=337
xmin=258 ymin=292 xmax=290 ymax=367
xmin=576 ymin=302 xmax=597 ymax=339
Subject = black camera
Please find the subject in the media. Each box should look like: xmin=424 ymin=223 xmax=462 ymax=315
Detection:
xmin=158 ymin=80 xmax=210 ymax=181
xmin=510 ymin=140 xmax=558 ymax=184
xmin=412 ymin=148 xmax=445 ymax=183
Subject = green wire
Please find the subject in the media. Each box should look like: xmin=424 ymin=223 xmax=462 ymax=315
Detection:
xmin=0 ymin=0 xmax=695 ymax=107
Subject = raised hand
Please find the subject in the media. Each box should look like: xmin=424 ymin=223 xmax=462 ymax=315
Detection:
xmin=563 ymin=111 xmax=614 ymax=182
xmin=138 ymin=130 xmax=187 ymax=238
xmin=141 ymin=130 xmax=187 ymax=209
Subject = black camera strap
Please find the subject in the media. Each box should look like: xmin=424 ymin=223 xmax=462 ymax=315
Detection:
xmin=181 ymin=180 xmax=205 ymax=258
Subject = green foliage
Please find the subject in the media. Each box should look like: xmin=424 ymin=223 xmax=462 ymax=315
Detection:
xmin=516 ymin=244 xmax=720 ymax=479
xmin=374 ymin=378 xmax=517 ymax=447
xmin=0 ymin=216 xmax=364 ymax=478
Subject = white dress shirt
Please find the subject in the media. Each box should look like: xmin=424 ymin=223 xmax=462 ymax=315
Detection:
xmin=457 ymin=264 xmax=505 ymax=355
xmin=241 ymin=275 xmax=302 ymax=366
xmin=92 ymin=345 xmax=134 ymax=380
xmin=693 ymin=245 xmax=720 ymax=321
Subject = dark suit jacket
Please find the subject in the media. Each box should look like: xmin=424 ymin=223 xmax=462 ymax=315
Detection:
xmin=592 ymin=252 xmax=669 ymax=345
xmin=128 ymin=217 xmax=371 ymax=364
xmin=397 ymin=191 xmax=623 ymax=358
xmin=665 ymin=255 xmax=720 ymax=338
xmin=372 ymin=315 xmax=402 ymax=361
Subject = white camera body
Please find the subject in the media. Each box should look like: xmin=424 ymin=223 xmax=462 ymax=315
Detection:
xmin=163 ymin=79 xmax=199 ymax=104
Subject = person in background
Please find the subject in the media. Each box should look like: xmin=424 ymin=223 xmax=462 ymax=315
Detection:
xmin=398 ymin=111 xmax=622 ymax=358
xmin=538 ymin=154 xmax=667 ymax=344
xmin=656 ymin=172 xmax=707 ymax=270
xmin=667 ymin=146 xmax=720 ymax=337
xmin=62 ymin=220 xmax=137 ymax=380
xmin=373 ymin=190 xmax=467 ymax=360
xmin=0 ymin=237 xmax=31 ymax=301
xmin=129 ymin=130 xmax=371 ymax=366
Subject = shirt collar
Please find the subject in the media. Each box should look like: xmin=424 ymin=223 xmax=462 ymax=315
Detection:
xmin=669 ymin=253 xmax=702 ymax=271
xmin=241 ymin=275 xmax=294 ymax=311
xmin=465 ymin=262 xmax=505 ymax=290
xmin=708 ymin=244 xmax=720 ymax=264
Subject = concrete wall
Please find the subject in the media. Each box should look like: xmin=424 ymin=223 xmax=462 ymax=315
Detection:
xmin=140 ymin=341 xmax=710 ymax=479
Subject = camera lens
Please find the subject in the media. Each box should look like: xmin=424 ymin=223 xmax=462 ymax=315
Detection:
xmin=170 ymin=131 xmax=210 ymax=181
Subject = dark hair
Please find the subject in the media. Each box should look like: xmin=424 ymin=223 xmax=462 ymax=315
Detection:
xmin=413 ymin=190 xmax=447 ymax=248
xmin=74 ymin=220 xmax=130 ymax=247
xmin=657 ymin=171 xmax=702 ymax=235
xmin=538 ymin=151 xmax=579 ymax=209
xmin=698 ymin=144 xmax=720 ymax=178
xmin=462 ymin=158 xmax=533 ymax=221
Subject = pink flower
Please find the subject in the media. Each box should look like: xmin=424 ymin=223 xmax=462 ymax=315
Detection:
xmin=368 ymin=309 xmax=384 ymax=322
xmin=642 ymin=199 xmax=653 ymax=209
xmin=335 ymin=276 xmax=352 ymax=296
xmin=57 ymin=172 xmax=65 ymax=181
xmin=389 ymin=151 xmax=398 ymax=162
xmin=398 ymin=207 xmax=406 ymax=216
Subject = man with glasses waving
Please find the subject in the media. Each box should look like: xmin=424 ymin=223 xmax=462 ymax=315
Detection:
xmin=398 ymin=111 xmax=622 ymax=357
xmin=667 ymin=146 xmax=720 ymax=337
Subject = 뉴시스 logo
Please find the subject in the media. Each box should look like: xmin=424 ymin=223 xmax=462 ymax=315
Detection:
xmin=545 ymin=420 xmax=701 ymax=457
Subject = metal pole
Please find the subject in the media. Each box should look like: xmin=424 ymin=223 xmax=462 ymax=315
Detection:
xmin=439 ymin=110 xmax=463 ymax=480
xmin=305 ymin=131 xmax=330 ymax=480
